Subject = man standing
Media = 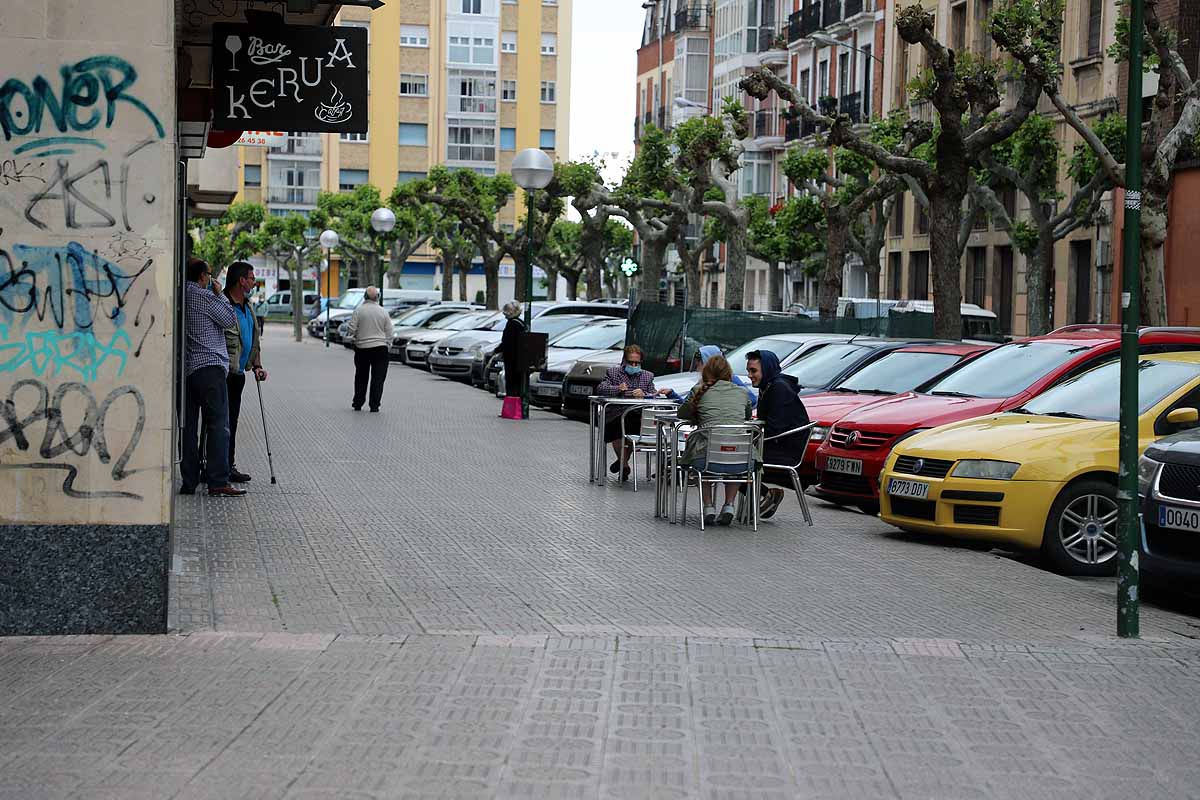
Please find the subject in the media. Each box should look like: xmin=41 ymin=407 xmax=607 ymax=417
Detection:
xmin=347 ymin=286 xmax=394 ymax=412
xmin=181 ymin=259 xmax=246 ymax=497
xmin=745 ymin=349 xmax=810 ymax=519
xmin=223 ymin=261 xmax=268 ymax=483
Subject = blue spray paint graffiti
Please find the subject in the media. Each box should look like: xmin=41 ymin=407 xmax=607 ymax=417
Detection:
xmin=0 ymin=323 xmax=132 ymax=382
xmin=0 ymin=56 xmax=165 ymax=151
xmin=0 ymin=240 xmax=153 ymax=331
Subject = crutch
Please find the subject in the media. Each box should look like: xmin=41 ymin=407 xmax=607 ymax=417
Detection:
xmin=253 ymin=373 xmax=277 ymax=484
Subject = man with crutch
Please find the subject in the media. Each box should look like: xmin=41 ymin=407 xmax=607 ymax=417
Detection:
xmin=222 ymin=261 xmax=268 ymax=484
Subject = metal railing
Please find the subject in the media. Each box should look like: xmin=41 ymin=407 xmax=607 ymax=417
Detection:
xmin=269 ymin=135 xmax=322 ymax=157
xmin=844 ymin=0 xmax=864 ymax=17
xmin=785 ymin=118 xmax=801 ymax=142
xmin=788 ymin=10 xmax=803 ymax=43
xmin=801 ymin=1 xmax=821 ymax=36
xmin=674 ymin=3 xmax=710 ymax=31
xmin=822 ymin=0 xmax=842 ymax=28
xmin=266 ymin=186 xmax=320 ymax=205
xmin=839 ymin=91 xmax=862 ymax=124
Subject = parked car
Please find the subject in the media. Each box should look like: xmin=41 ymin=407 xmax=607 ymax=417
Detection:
xmin=878 ymin=352 xmax=1200 ymax=576
xmin=307 ymin=298 xmax=335 ymax=320
xmin=428 ymin=317 xmax=511 ymax=382
xmin=528 ymin=319 xmax=628 ymax=411
xmin=404 ymin=311 xmax=502 ymax=369
xmin=388 ymin=304 xmax=482 ymax=361
xmin=813 ymin=325 xmax=1200 ymax=514
xmin=265 ymin=291 xmax=320 ymax=318
xmin=561 ymin=350 xmax=626 ymax=418
xmin=483 ymin=315 xmax=606 ymax=393
xmin=321 ymin=297 xmax=425 ymax=344
xmin=1139 ymin=421 xmax=1200 ymax=584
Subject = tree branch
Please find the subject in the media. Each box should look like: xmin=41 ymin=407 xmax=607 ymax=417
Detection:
xmin=1049 ymin=170 xmax=1109 ymax=230
xmin=1049 ymin=91 xmax=1126 ymax=186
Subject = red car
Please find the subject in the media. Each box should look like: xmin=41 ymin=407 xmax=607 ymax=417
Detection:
xmin=814 ymin=325 xmax=1200 ymax=513
xmin=796 ymin=343 xmax=993 ymax=484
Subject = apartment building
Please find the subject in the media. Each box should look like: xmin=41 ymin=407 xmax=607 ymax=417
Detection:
xmin=239 ymin=0 xmax=573 ymax=301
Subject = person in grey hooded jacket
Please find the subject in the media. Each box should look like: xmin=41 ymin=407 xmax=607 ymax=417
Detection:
xmin=746 ymin=349 xmax=810 ymax=519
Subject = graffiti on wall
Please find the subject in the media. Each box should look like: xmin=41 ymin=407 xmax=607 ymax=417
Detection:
xmin=1 ymin=54 xmax=166 ymax=508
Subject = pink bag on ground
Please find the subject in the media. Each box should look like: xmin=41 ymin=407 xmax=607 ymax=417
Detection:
xmin=501 ymin=397 xmax=523 ymax=420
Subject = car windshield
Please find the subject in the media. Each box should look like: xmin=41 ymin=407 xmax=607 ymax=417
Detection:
xmin=1017 ymin=359 xmax=1200 ymax=420
xmin=533 ymin=316 xmax=594 ymax=339
xmin=550 ymin=323 xmax=627 ymax=350
xmin=725 ymin=338 xmax=806 ymax=375
xmin=428 ymin=312 xmax=476 ymax=330
xmin=441 ymin=312 xmax=495 ymax=331
xmin=926 ymin=341 xmax=1092 ymax=399
xmin=336 ymin=292 xmax=365 ymax=310
xmin=395 ymin=307 xmax=445 ymax=327
xmin=834 ymin=351 xmax=963 ymax=394
xmin=782 ymin=344 xmax=869 ymax=388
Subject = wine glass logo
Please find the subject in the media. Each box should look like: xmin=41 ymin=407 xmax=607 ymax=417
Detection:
xmin=226 ymin=35 xmax=243 ymax=71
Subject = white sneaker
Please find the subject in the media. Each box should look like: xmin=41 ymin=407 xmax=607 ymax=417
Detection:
xmin=703 ymin=506 xmax=716 ymax=526
xmin=717 ymin=504 xmax=736 ymax=526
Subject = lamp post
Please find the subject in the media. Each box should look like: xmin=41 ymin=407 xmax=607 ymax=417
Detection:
xmin=370 ymin=207 xmax=396 ymax=308
xmin=319 ymin=229 xmax=339 ymax=348
xmin=511 ymin=147 xmax=555 ymax=420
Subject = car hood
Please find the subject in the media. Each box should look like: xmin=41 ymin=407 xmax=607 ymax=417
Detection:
xmin=542 ymin=347 xmax=617 ymax=372
xmin=324 ymin=309 xmax=354 ymax=321
xmin=799 ymin=391 xmax=898 ymax=426
xmin=835 ymin=392 xmax=1008 ymax=432
xmin=896 ymin=413 xmax=1117 ymax=480
xmin=408 ymin=329 xmax=462 ymax=346
xmin=439 ymin=330 xmax=501 ymax=348
xmin=1145 ymin=427 xmax=1200 ymax=466
xmin=568 ymin=350 xmax=623 ymax=378
xmin=392 ymin=325 xmax=433 ymax=339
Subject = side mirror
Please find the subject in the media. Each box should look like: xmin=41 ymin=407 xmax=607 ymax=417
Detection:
xmin=1167 ymin=407 xmax=1199 ymax=425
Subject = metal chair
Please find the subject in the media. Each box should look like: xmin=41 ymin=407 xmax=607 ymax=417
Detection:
xmin=679 ymin=423 xmax=763 ymax=531
xmin=760 ymin=422 xmax=816 ymax=526
xmin=625 ymin=403 xmax=679 ymax=491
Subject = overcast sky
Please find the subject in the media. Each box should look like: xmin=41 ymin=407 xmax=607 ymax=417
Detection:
xmin=569 ymin=1 xmax=645 ymax=184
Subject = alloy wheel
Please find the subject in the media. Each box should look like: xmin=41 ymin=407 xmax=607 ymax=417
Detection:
xmin=1057 ymin=493 xmax=1119 ymax=566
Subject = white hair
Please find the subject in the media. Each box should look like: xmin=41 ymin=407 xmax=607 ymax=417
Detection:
xmin=502 ymin=301 xmax=522 ymax=318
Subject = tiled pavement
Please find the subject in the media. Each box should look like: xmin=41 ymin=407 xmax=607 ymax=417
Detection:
xmin=4 ymin=326 xmax=1200 ymax=798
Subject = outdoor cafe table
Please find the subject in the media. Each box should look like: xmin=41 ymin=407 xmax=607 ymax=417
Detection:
xmin=653 ymin=415 xmax=694 ymax=521
xmin=588 ymin=396 xmax=674 ymax=487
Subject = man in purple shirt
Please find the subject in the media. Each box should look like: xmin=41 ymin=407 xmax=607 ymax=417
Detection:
xmin=181 ymin=259 xmax=245 ymax=497
xmin=596 ymin=344 xmax=661 ymax=481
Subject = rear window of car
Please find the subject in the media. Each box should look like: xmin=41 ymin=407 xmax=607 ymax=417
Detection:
xmin=783 ymin=344 xmax=869 ymax=388
xmin=925 ymin=341 xmax=1094 ymax=399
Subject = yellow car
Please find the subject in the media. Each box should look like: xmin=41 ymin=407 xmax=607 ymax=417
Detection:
xmin=879 ymin=352 xmax=1200 ymax=576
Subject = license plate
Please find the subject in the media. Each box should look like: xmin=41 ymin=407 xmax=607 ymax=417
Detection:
xmin=535 ymin=386 xmax=560 ymax=397
xmin=569 ymin=384 xmax=592 ymax=396
xmin=826 ymin=456 xmax=863 ymax=475
xmin=888 ymin=478 xmax=929 ymax=500
xmin=1159 ymin=504 xmax=1200 ymax=532
xmin=429 ymin=356 xmax=448 ymax=366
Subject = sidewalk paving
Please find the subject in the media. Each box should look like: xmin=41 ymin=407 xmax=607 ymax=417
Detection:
xmin=5 ymin=326 xmax=1200 ymax=798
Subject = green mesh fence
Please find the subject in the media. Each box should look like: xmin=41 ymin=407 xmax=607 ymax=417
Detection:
xmin=626 ymin=302 xmax=937 ymax=375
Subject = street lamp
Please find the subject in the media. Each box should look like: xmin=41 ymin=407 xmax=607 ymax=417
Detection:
xmin=370 ymin=206 xmax=396 ymax=307
xmin=512 ymin=147 xmax=555 ymax=420
xmin=319 ymin=229 xmax=339 ymax=348
xmin=809 ymin=32 xmax=885 ymax=64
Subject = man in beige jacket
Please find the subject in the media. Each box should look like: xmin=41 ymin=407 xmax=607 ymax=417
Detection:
xmin=347 ymin=286 xmax=395 ymax=412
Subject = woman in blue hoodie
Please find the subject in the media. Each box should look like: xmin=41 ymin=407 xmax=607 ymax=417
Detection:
xmin=746 ymin=349 xmax=810 ymax=519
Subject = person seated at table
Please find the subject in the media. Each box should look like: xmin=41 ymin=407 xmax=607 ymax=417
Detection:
xmin=677 ymin=354 xmax=754 ymax=527
xmin=746 ymin=349 xmax=810 ymax=519
xmin=597 ymin=344 xmax=659 ymax=482
xmin=662 ymin=345 xmax=756 ymax=409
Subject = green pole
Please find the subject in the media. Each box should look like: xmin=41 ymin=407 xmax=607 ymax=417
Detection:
xmin=522 ymin=189 xmax=536 ymax=420
xmin=1117 ymin=0 xmax=1144 ymax=638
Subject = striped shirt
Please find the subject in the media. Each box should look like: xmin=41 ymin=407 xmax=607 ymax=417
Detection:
xmin=185 ymin=281 xmax=237 ymax=376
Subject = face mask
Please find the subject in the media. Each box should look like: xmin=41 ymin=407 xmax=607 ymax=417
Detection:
xmin=624 ymin=364 xmax=642 ymax=376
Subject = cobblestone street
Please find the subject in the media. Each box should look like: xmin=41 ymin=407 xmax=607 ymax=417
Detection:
xmin=4 ymin=327 xmax=1200 ymax=798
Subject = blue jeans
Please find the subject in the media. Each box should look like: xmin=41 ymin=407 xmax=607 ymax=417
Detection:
xmin=182 ymin=365 xmax=230 ymax=489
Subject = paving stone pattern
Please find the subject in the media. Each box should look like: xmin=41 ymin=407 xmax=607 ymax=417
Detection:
xmin=5 ymin=328 xmax=1200 ymax=798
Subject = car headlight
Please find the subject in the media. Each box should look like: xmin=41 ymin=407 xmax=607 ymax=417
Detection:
xmin=1137 ymin=454 xmax=1161 ymax=495
xmin=809 ymin=425 xmax=830 ymax=442
xmin=950 ymin=460 xmax=1020 ymax=480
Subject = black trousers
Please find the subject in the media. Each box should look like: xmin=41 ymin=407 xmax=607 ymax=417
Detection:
xmin=182 ymin=366 xmax=230 ymax=489
xmin=353 ymin=346 xmax=390 ymax=410
xmin=227 ymin=371 xmax=247 ymax=470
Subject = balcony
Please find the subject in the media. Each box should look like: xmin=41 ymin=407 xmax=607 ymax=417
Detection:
xmin=266 ymin=186 xmax=320 ymax=206
xmin=453 ymin=96 xmax=497 ymax=114
xmin=801 ymin=1 xmax=822 ymax=36
xmin=268 ymin=135 xmax=322 ymax=158
xmin=788 ymin=10 xmax=803 ymax=43
xmin=800 ymin=117 xmax=822 ymax=137
xmin=839 ymin=91 xmax=863 ymax=124
xmin=753 ymin=109 xmax=782 ymax=139
xmin=822 ymin=0 xmax=842 ymax=28
xmin=785 ymin=118 xmax=801 ymax=142
xmin=674 ymin=3 xmax=710 ymax=32
xmin=843 ymin=0 xmax=864 ymax=17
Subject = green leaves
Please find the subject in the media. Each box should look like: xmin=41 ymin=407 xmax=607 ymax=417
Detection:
xmin=1068 ymin=114 xmax=1127 ymax=184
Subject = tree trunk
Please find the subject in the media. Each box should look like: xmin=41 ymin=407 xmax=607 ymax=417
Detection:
xmin=1025 ymin=234 xmax=1053 ymax=336
xmin=563 ymin=270 xmax=581 ymax=300
xmin=639 ymin=236 xmax=671 ymax=301
xmin=581 ymin=236 xmax=604 ymax=301
xmin=928 ymin=189 xmax=965 ymax=340
xmin=818 ymin=215 xmax=846 ymax=322
xmin=543 ymin=267 xmax=559 ymax=301
xmin=457 ymin=261 xmax=470 ymax=302
xmin=723 ymin=225 xmax=747 ymax=309
xmin=1140 ymin=196 xmax=1170 ymax=326
xmin=686 ymin=255 xmax=703 ymax=307
xmin=513 ymin=255 xmax=529 ymax=306
xmin=485 ymin=257 xmax=500 ymax=309
xmin=605 ymin=269 xmax=619 ymax=299
xmin=289 ymin=253 xmax=304 ymax=342
xmin=767 ymin=259 xmax=783 ymax=312
xmin=440 ymin=252 xmax=454 ymax=300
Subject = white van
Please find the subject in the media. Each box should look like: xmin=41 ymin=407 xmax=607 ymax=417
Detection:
xmin=890 ymin=300 xmax=1002 ymax=341
xmin=837 ymin=297 xmax=900 ymax=319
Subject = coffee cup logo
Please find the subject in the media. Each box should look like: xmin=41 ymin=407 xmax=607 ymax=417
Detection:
xmin=315 ymin=84 xmax=352 ymax=124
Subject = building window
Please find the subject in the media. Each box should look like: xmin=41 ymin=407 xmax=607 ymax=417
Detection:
xmin=540 ymin=33 xmax=557 ymax=55
xmin=400 ymin=25 xmax=429 ymax=47
xmin=888 ymin=251 xmax=903 ymax=298
xmin=916 ymin=201 xmax=929 ymax=234
xmin=891 ymin=193 xmax=906 ymax=236
xmin=501 ymin=31 xmax=517 ymax=53
xmin=909 ymin=252 xmax=930 ymax=300
xmin=399 ymin=73 xmax=428 ymax=96
xmin=818 ymin=60 xmax=829 ymax=99
xmin=799 ymin=69 xmax=811 ymax=105
xmin=500 ymin=127 xmax=516 ymax=151
xmin=244 ymin=164 xmax=261 ymax=186
xmin=461 ymin=0 xmax=482 ymax=13
xmin=399 ymin=123 xmax=428 ymax=146
xmin=340 ymin=131 xmax=368 ymax=142
xmin=447 ymin=119 xmax=497 ymax=162
xmin=502 ymin=80 xmax=517 ymax=101
xmin=951 ymin=2 xmax=967 ymax=52
xmin=449 ymin=35 xmax=471 ymax=62
xmin=838 ymin=52 xmax=850 ymax=97
xmin=968 ymin=247 xmax=987 ymax=306
xmin=539 ymin=129 xmax=556 ymax=150
xmin=1086 ymin=0 xmax=1103 ymax=55
xmin=339 ymin=168 xmax=368 ymax=192
xmin=450 ymin=70 xmax=498 ymax=113
xmin=397 ymin=171 xmax=427 ymax=184
xmin=473 ymin=36 xmax=495 ymax=64
xmin=860 ymin=45 xmax=872 ymax=115
xmin=540 ymin=80 xmax=556 ymax=103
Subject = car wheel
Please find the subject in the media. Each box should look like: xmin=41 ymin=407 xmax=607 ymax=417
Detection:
xmin=1041 ymin=479 xmax=1119 ymax=576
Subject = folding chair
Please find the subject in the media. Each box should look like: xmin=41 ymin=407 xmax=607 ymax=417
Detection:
xmin=679 ymin=423 xmax=763 ymax=531
xmin=625 ymin=403 xmax=679 ymax=491
xmin=761 ymin=422 xmax=816 ymax=526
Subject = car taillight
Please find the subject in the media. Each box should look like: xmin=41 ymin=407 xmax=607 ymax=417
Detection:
xmin=666 ymin=357 xmax=681 ymax=371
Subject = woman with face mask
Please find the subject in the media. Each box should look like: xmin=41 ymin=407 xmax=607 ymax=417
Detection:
xmin=596 ymin=344 xmax=659 ymax=481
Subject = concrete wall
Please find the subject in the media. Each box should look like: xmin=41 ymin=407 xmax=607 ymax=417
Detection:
xmin=0 ymin=0 xmax=176 ymax=633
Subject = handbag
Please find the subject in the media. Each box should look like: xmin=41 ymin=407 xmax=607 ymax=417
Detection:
xmin=500 ymin=396 xmax=523 ymax=420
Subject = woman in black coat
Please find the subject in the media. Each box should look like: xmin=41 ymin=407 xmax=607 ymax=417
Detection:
xmin=499 ymin=301 xmax=527 ymax=403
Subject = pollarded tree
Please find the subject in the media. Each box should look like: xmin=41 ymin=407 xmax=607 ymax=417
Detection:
xmin=317 ymin=184 xmax=435 ymax=291
xmin=743 ymin=0 xmax=1064 ymax=338
xmin=543 ymin=220 xmax=586 ymax=300
xmin=504 ymin=170 xmax=566 ymax=302
xmin=744 ymin=194 xmax=826 ymax=311
xmin=429 ymin=206 xmax=478 ymax=302
xmin=255 ymin=213 xmax=322 ymax=341
xmin=190 ymin=201 xmax=265 ymax=279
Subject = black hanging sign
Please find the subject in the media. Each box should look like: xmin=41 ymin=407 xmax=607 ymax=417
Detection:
xmin=212 ymin=23 xmax=368 ymax=133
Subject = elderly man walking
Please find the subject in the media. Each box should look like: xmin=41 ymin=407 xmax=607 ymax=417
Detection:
xmin=348 ymin=286 xmax=394 ymax=412
xmin=181 ymin=258 xmax=246 ymax=497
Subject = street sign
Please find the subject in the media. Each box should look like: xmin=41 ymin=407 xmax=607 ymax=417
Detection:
xmin=234 ymin=130 xmax=287 ymax=147
xmin=620 ymin=259 xmax=639 ymax=277
xmin=212 ymin=23 xmax=368 ymax=133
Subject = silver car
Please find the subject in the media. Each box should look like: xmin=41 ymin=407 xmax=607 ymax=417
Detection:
xmin=389 ymin=304 xmax=481 ymax=361
xmin=653 ymin=334 xmax=859 ymax=398
xmin=404 ymin=311 xmax=501 ymax=369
